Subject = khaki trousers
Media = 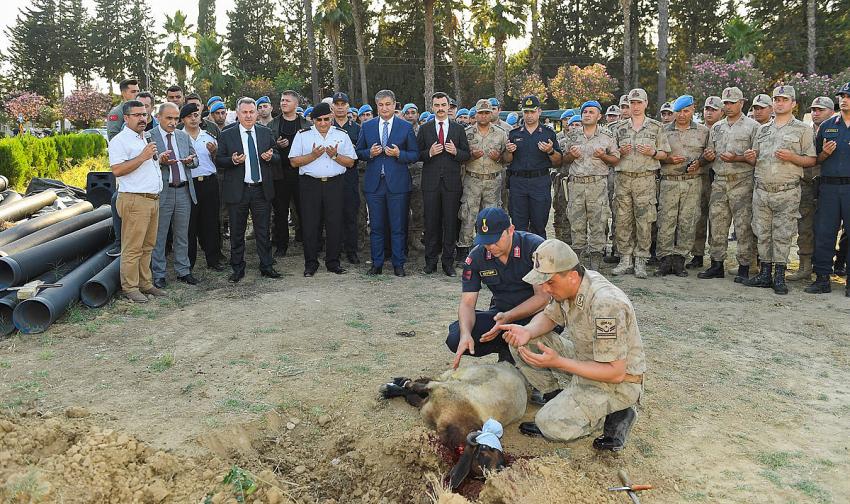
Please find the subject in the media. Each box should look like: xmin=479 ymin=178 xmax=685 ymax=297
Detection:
xmin=117 ymin=192 xmax=160 ymax=294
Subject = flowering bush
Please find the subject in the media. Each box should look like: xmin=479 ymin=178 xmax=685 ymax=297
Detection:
xmin=684 ymin=54 xmax=769 ymax=107
xmin=62 ymin=86 xmax=112 ymax=129
xmin=548 ymin=64 xmax=617 ymax=109
xmin=777 ymin=68 xmax=850 ymax=111
xmin=4 ymin=92 xmax=48 ymax=124
xmin=509 ymin=72 xmax=547 ymax=104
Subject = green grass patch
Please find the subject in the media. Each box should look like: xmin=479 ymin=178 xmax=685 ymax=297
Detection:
xmin=792 ymin=480 xmax=831 ymax=503
xmin=756 ymin=451 xmax=800 ymax=470
xmin=38 ymin=350 xmax=54 ymax=361
xmin=760 ymin=469 xmax=782 ymax=486
xmin=149 ymin=353 xmax=175 ymax=372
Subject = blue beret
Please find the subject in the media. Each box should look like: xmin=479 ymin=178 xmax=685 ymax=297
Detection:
xmin=402 ymin=103 xmax=418 ymax=114
xmin=304 ymin=106 xmax=314 ymax=116
xmin=580 ymin=100 xmax=602 ymax=114
xmin=559 ymin=111 xmax=572 ymax=120
xmin=506 ymin=112 xmax=518 ymax=125
xmin=296 ymin=106 xmax=304 ymax=114
xmin=568 ymin=115 xmax=582 ymax=125
xmin=206 ymin=96 xmax=223 ymax=107
xmin=469 ymin=106 xmax=477 ymax=116
xmin=349 ymin=107 xmax=358 ymax=114
xmin=358 ymin=104 xmax=372 ymax=115
xmin=256 ymin=96 xmax=271 ymax=106
xmin=672 ymin=95 xmax=695 ymax=112
xmin=456 ymin=108 xmax=469 ymax=117
xmin=419 ymin=111 xmax=429 ymax=121
xmin=209 ymin=102 xmax=225 ymax=113
xmin=488 ymin=97 xmax=500 ymax=107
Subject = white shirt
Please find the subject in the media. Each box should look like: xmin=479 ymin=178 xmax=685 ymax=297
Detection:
xmin=379 ymin=115 xmax=395 ymax=146
xmin=187 ymin=129 xmax=217 ymax=178
xmin=108 ymin=127 xmax=163 ymax=194
xmin=239 ymin=123 xmax=263 ymax=183
xmin=289 ymin=125 xmax=356 ymax=178
xmin=158 ymin=126 xmax=186 ymax=184
xmin=434 ymin=118 xmax=449 ymax=141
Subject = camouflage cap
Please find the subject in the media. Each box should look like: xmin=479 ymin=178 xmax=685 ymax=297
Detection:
xmin=660 ymin=101 xmax=673 ymax=113
xmin=605 ymin=105 xmax=621 ymax=116
xmin=752 ymin=94 xmax=772 ymax=108
xmin=810 ymin=96 xmax=834 ymax=110
xmin=475 ymin=98 xmax=493 ymax=112
xmin=704 ymin=96 xmax=723 ymax=110
xmin=522 ymin=239 xmax=580 ymax=285
xmin=628 ymin=88 xmax=648 ymax=103
xmin=772 ymin=85 xmax=796 ymax=100
xmin=721 ymin=87 xmax=744 ymax=103
xmin=619 ymin=94 xmax=630 ymax=107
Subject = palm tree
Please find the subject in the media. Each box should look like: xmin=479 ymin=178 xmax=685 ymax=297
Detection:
xmin=316 ymin=0 xmax=353 ymax=93
xmin=192 ymin=33 xmax=237 ymax=98
xmin=349 ymin=0 xmax=369 ymax=103
xmin=162 ymin=10 xmax=196 ymax=88
xmin=470 ymin=0 xmax=527 ymax=102
xmin=304 ymin=0 xmax=321 ymax=103
xmin=723 ymin=16 xmax=761 ymax=63
xmin=436 ymin=0 xmax=463 ymax=104
xmin=423 ymin=0 xmax=436 ymax=103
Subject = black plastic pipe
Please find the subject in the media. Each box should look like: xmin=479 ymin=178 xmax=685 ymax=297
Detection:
xmin=0 ymin=190 xmax=57 ymax=223
xmin=14 ymin=246 xmax=113 ymax=334
xmin=0 ymin=205 xmax=110 ymax=256
xmin=0 ymin=201 xmax=95 ymax=248
xmin=0 ymin=191 xmax=23 ymax=208
xmin=0 ymin=259 xmax=82 ymax=336
xmin=0 ymin=218 xmax=113 ymax=289
xmin=80 ymin=257 xmax=120 ymax=308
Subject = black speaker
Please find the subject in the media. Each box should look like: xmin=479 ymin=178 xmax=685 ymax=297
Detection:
xmin=85 ymin=171 xmax=116 ymax=208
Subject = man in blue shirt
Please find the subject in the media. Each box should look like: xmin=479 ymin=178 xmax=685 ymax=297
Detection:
xmin=447 ymin=207 xmax=549 ymax=368
xmin=503 ymin=96 xmax=562 ymax=237
xmin=807 ymin=82 xmax=850 ymax=297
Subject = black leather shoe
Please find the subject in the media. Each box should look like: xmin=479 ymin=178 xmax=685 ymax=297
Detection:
xmin=346 ymin=252 xmax=361 ymax=264
xmin=177 ymin=274 xmax=199 ymax=285
xmin=328 ymin=266 xmax=348 ymax=275
xmin=367 ymin=265 xmax=382 ymax=275
xmin=394 ymin=265 xmax=406 ymax=277
xmin=423 ymin=263 xmax=437 ymax=274
xmin=519 ymin=421 xmax=544 ymax=437
xmin=228 ymin=271 xmax=244 ymax=283
xmin=153 ymin=278 xmax=166 ymax=289
xmin=208 ymin=262 xmax=225 ymax=272
xmin=442 ymin=263 xmax=456 ymax=277
xmin=261 ymin=268 xmax=282 ymax=279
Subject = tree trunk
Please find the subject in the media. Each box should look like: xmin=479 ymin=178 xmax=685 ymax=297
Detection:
xmin=631 ymin=1 xmax=640 ymax=89
xmin=806 ymin=0 xmax=816 ymax=74
xmin=494 ymin=35 xmax=506 ymax=103
xmin=423 ymin=0 xmax=436 ymax=104
xmin=449 ymin=26 xmax=462 ymax=106
xmin=303 ymin=0 xmax=320 ymax=103
xmin=350 ymin=0 xmax=369 ymax=103
xmin=328 ymin=27 xmax=341 ymax=92
xmin=657 ymin=0 xmax=669 ymax=105
xmin=530 ymin=0 xmax=541 ymax=77
xmin=620 ymin=0 xmax=632 ymax=90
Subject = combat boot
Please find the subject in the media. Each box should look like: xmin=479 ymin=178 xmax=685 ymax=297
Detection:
xmin=772 ymin=264 xmax=789 ymax=295
xmin=744 ymin=262 xmax=773 ymax=288
xmin=804 ymin=274 xmax=832 ymax=294
xmin=634 ymin=257 xmax=648 ymax=279
xmin=787 ymin=255 xmax=812 ymax=281
xmin=592 ymin=407 xmax=637 ymax=452
xmin=653 ymin=256 xmax=672 ymax=277
xmin=612 ymin=255 xmax=633 ymax=276
xmin=733 ymin=264 xmax=750 ymax=284
xmin=686 ymin=255 xmax=704 ymax=269
xmin=589 ymin=252 xmax=603 ymax=271
xmin=698 ymin=260 xmax=725 ymax=279
xmin=673 ymin=255 xmax=688 ymax=277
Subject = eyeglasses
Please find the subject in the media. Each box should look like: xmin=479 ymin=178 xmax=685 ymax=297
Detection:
xmin=126 ymin=113 xmax=146 ymax=118
xmin=314 ymin=117 xmax=332 ymax=123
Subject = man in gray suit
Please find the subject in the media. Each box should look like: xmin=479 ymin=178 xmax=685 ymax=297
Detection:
xmin=149 ymin=102 xmax=200 ymax=287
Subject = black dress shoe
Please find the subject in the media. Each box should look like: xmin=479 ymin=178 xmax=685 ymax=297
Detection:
xmin=303 ymin=268 xmax=317 ymax=277
xmin=328 ymin=266 xmax=348 ymax=274
xmin=519 ymin=421 xmax=544 ymax=437
xmin=346 ymin=252 xmax=361 ymax=264
xmin=177 ymin=274 xmax=199 ymax=285
xmin=208 ymin=262 xmax=225 ymax=272
xmin=228 ymin=271 xmax=244 ymax=283
xmin=394 ymin=265 xmax=406 ymax=277
xmin=153 ymin=278 xmax=166 ymax=289
xmin=423 ymin=263 xmax=437 ymax=274
xmin=261 ymin=268 xmax=282 ymax=278
xmin=367 ymin=265 xmax=382 ymax=275
xmin=442 ymin=263 xmax=456 ymax=277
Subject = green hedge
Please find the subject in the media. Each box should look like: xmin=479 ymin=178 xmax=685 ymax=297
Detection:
xmin=0 ymin=133 xmax=107 ymax=188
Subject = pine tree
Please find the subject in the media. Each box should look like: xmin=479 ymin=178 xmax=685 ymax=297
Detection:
xmin=57 ymin=0 xmax=93 ymax=87
xmin=91 ymin=0 xmax=127 ymax=92
xmin=198 ymin=0 xmax=216 ymax=36
xmin=124 ymin=2 xmax=164 ymax=93
xmin=225 ymin=0 xmax=283 ymax=79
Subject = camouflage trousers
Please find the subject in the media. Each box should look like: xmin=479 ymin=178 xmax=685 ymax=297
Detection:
xmin=607 ymin=170 xmax=616 ymax=251
xmin=753 ymin=183 xmax=801 ymax=264
xmin=567 ymin=177 xmax=610 ymax=255
xmin=657 ymin=177 xmax=701 ymax=258
xmin=510 ymin=331 xmax=641 ymax=442
xmin=408 ymin=162 xmax=425 ymax=251
xmin=457 ymin=172 xmax=502 ymax=248
xmin=796 ymin=179 xmax=817 ymax=258
xmin=708 ymin=174 xmax=757 ymax=266
xmin=614 ymin=173 xmax=657 ymax=258
xmin=552 ymin=172 xmax=572 ymax=244
xmin=691 ymin=174 xmax=711 ymax=257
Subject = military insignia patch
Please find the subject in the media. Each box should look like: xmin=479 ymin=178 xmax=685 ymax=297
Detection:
xmin=485 ymin=250 xmax=493 ymax=260
xmin=463 ymin=270 xmax=472 ymax=280
xmin=109 ymin=114 xmax=118 ymax=121
xmin=480 ymin=269 xmax=497 ymax=277
xmin=465 ymin=256 xmax=472 ymax=265
xmin=513 ymin=246 xmax=521 ymax=258
xmin=576 ymin=294 xmax=585 ymax=309
xmin=595 ymin=317 xmax=617 ymax=339
xmin=481 ymin=218 xmax=489 ymax=232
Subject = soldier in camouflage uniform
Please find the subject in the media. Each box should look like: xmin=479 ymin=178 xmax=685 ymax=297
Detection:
xmin=561 ymin=101 xmax=619 ymax=270
xmin=494 ymin=240 xmax=645 ymax=450
xmin=788 ymin=96 xmax=834 ymax=280
xmin=552 ymin=111 xmax=575 ymax=245
xmin=751 ymin=94 xmax=773 ymax=126
xmin=687 ymin=96 xmax=724 ymax=269
xmin=655 ymin=95 xmax=709 ymax=277
xmin=457 ymin=99 xmax=508 ymax=257
xmin=743 ymin=86 xmax=817 ymax=294
xmin=611 ymin=89 xmax=671 ymax=279
xmin=659 ymin=101 xmax=674 ymax=125
xmin=698 ymin=87 xmax=760 ymax=283
xmin=603 ymin=97 xmax=631 ymax=264
xmin=406 ymin=111 xmax=426 ymax=252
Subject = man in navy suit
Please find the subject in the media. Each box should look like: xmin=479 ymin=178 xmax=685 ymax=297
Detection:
xmin=355 ymin=89 xmax=419 ymax=276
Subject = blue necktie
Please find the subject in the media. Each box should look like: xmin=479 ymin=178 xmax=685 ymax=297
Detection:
xmin=246 ymin=129 xmax=260 ymax=182
xmin=381 ymin=121 xmax=389 ymax=148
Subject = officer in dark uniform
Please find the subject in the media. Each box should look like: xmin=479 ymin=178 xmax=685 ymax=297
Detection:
xmin=331 ymin=92 xmax=363 ymax=264
xmin=504 ymin=95 xmax=562 ymax=237
xmin=807 ymin=81 xmax=850 ymax=296
xmin=447 ymin=207 xmax=549 ymax=368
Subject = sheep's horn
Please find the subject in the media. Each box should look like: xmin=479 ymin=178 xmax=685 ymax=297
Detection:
xmin=466 ymin=431 xmax=481 ymax=445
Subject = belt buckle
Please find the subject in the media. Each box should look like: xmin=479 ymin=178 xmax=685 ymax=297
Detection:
xmin=321 ymin=177 xmax=328 ymax=182
xmin=197 ymin=176 xmax=205 ymax=182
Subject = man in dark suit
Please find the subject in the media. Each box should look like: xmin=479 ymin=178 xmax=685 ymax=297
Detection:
xmin=215 ymin=97 xmax=281 ymax=282
xmin=355 ymin=89 xmax=419 ymax=277
xmin=417 ymin=92 xmax=471 ymax=276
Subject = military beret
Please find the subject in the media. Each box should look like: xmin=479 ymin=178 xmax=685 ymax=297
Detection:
xmin=310 ymin=102 xmax=331 ymax=119
xmin=358 ymin=104 xmax=372 ymax=115
xmin=402 ymin=103 xmax=418 ymax=114
xmin=419 ymin=111 xmax=430 ymax=122
xmin=580 ymin=100 xmax=603 ymax=114
xmin=209 ymin=102 xmax=225 ymax=113
xmin=469 ymin=106 xmax=477 ymax=117
xmin=456 ymin=108 xmax=469 ymax=117
xmin=206 ymin=96 xmax=223 ymax=107
xmin=488 ymin=97 xmax=500 ymax=107
xmin=296 ymin=106 xmax=304 ymax=114
xmin=506 ymin=112 xmax=518 ymax=125
xmin=179 ymin=103 xmax=199 ymax=119
xmin=672 ymin=95 xmax=694 ymax=112
xmin=304 ymin=106 xmax=314 ymax=117
xmin=349 ymin=107 xmax=358 ymax=115
xmin=256 ymin=96 xmax=271 ymax=106
xmin=568 ymin=115 xmax=582 ymax=125
xmin=559 ymin=110 xmax=572 ymax=120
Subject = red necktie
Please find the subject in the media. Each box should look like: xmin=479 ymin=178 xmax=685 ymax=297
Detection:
xmin=438 ymin=121 xmax=445 ymax=145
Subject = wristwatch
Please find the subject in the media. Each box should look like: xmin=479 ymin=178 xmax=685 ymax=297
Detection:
xmin=332 ymin=153 xmax=338 ymax=161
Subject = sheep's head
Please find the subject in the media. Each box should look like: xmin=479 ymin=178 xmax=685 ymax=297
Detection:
xmin=448 ymin=431 xmax=506 ymax=490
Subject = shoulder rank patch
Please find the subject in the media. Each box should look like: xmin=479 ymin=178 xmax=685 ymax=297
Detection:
xmin=480 ymin=269 xmax=497 ymax=277
xmin=299 ymin=127 xmax=311 ymax=133
xmin=513 ymin=245 xmax=521 ymax=258
xmin=594 ymin=318 xmax=617 ymax=339
xmin=576 ymin=294 xmax=585 ymax=310
xmin=465 ymin=256 xmax=472 ymax=265
xmin=485 ymin=250 xmax=493 ymax=260
xmin=463 ymin=270 xmax=472 ymax=280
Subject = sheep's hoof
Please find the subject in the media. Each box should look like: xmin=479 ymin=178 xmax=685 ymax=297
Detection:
xmin=391 ymin=377 xmax=411 ymax=387
xmin=379 ymin=382 xmax=406 ymax=399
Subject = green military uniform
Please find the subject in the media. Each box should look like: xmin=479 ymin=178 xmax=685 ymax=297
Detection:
xmin=657 ymin=120 xmax=709 ymax=268
xmin=458 ymin=119 xmax=508 ymax=248
xmin=514 ymin=269 xmax=646 ymax=442
xmin=691 ymin=96 xmax=723 ymax=263
xmin=563 ymin=126 xmax=618 ymax=262
xmin=611 ymin=89 xmax=671 ymax=278
xmin=552 ymin=130 xmax=572 ymax=244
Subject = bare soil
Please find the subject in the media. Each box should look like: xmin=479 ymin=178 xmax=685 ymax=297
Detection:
xmin=0 ymin=237 xmax=848 ymax=503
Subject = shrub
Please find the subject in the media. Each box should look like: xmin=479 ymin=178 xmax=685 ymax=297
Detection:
xmin=0 ymin=133 xmax=107 ymax=188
